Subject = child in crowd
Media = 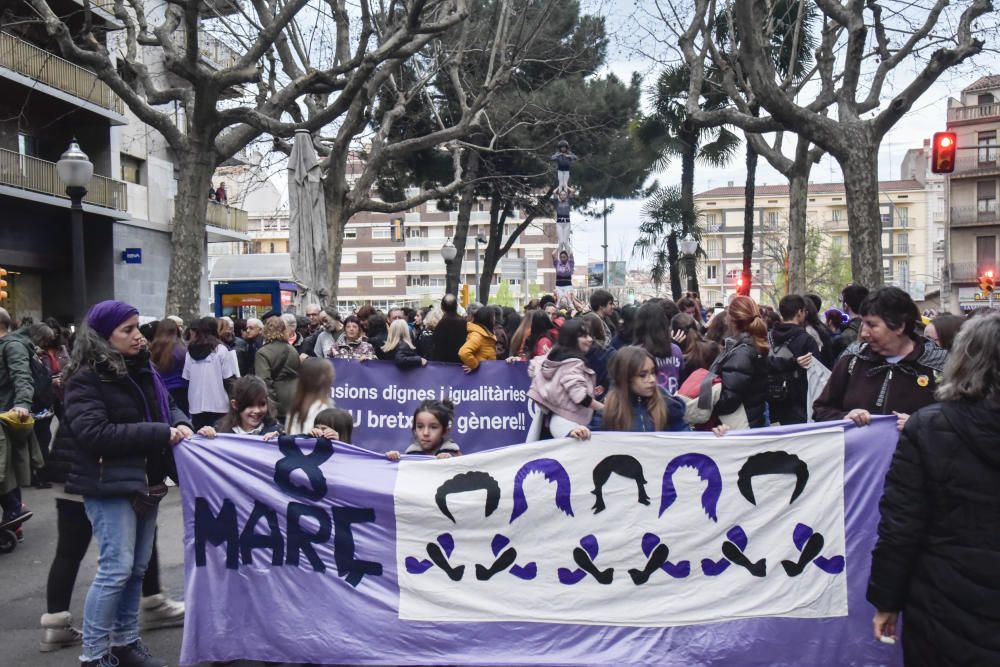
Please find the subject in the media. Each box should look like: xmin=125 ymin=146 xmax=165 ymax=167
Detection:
xmin=311 ymin=407 xmax=354 ymax=444
xmin=596 ymin=346 xmax=687 ymax=432
xmin=197 ymin=376 xmax=282 ymax=439
xmin=386 ymin=400 xmax=461 ymax=460
xmin=285 ymin=357 xmax=335 ymax=434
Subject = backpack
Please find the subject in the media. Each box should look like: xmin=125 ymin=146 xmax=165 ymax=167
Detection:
xmin=767 ymin=336 xmax=799 ymax=404
xmin=0 ymin=337 xmax=54 ymax=413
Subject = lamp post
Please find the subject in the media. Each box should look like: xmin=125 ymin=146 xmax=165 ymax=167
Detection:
xmin=57 ymin=139 xmax=93 ymax=321
xmin=679 ymin=233 xmax=698 ymax=294
xmin=441 ymin=238 xmax=458 ymax=295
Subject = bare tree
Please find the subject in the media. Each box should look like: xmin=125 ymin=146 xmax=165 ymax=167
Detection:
xmin=29 ymin=0 xmax=471 ymax=319
xmin=675 ymin=0 xmax=995 ymax=288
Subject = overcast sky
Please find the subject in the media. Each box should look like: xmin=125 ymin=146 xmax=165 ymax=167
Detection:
xmin=568 ymin=0 xmax=996 ymax=270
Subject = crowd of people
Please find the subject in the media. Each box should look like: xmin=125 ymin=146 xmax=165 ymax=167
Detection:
xmin=0 ymin=277 xmax=997 ymax=666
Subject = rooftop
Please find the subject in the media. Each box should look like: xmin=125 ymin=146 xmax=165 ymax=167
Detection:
xmin=963 ymin=75 xmax=1000 ymax=93
xmin=695 ymin=179 xmax=923 ymax=199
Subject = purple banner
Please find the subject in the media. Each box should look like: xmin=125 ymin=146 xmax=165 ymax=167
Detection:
xmin=174 ymin=418 xmax=903 ymax=666
xmin=330 ymin=359 xmax=532 ymax=453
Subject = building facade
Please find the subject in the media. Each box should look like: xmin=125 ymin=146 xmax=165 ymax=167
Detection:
xmin=944 ymin=74 xmax=1000 ymax=313
xmin=693 ymin=175 xmax=933 ymax=308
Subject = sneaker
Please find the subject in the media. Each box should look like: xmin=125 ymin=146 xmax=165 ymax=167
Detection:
xmin=140 ymin=593 xmax=185 ymax=630
xmin=111 ymin=639 xmax=167 ymax=667
xmin=15 ymin=526 xmax=24 ymax=542
xmin=80 ymin=654 xmax=120 ymax=667
xmin=40 ymin=611 xmax=83 ymax=652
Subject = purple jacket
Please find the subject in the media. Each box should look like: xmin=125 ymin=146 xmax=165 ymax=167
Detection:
xmin=553 ymin=255 xmax=574 ymax=284
xmin=654 ymin=343 xmax=685 ymax=395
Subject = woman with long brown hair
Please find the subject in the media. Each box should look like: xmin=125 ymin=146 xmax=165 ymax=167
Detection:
xmin=149 ymin=319 xmax=189 ymax=415
xmin=599 ymin=346 xmax=686 ymax=432
xmin=670 ymin=312 xmax=720 ymax=383
xmin=285 ymin=357 xmax=336 ymax=434
xmin=707 ymin=296 xmax=770 ymax=428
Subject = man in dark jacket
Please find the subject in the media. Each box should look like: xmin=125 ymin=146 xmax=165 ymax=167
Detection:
xmin=768 ymin=295 xmax=821 ymax=425
xmin=431 ymin=295 xmax=468 ymax=364
xmin=830 ymin=283 xmax=868 ymax=359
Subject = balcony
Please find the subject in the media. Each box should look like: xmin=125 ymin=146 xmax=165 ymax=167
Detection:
xmin=951 ymin=205 xmax=1000 ymax=228
xmin=949 ymin=262 xmax=987 ymax=282
xmin=882 ymin=244 xmax=912 ymax=256
xmin=823 ymin=218 xmax=848 ymax=230
xmin=405 ymin=236 xmax=448 ymax=249
xmin=951 ymin=153 xmax=1000 ymax=179
xmin=206 ymin=201 xmax=248 ymax=233
xmin=947 ymin=102 xmax=1000 ymax=124
xmin=705 ymin=248 xmax=723 ymax=259
xmin=405 ymin=260 xmax=446 ymax=272
xmin=0 ymin=32 xmax=125 ymax=118
xmin=0 ymin=147 xmax=126 ymax=211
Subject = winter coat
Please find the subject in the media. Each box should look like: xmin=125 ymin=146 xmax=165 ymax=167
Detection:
xmin=550 ymin=151 xmax=578 ymax=171
xmin=0 ymin=330 xmax=34 ymax=412
xmin=431 ymin=313 xmax=468 ymax=363
xmin=333 ymin=335 xmax=376 ymax=361
xmin=709 ymin=333 xmax=769 ymax=428
xmin=831 ymin=317 xmax=862 ymax=359
xmin=528 ymin=349 xmax=597 ymax=425
xmin=216 ymin=414 xmax=283 ymax=437
xmin=254 ymin=340 xmax=300 ymax=419
xmin=812 ymin=338 xmax=946 ymax=422
xmin=368 ymin=331 xmax=389 ymax=360
xmin=585 ymin=343 xmax=615 ymax=395
xmin=416 ymin=329 xmax=435 ymax=360
xmin=867 ymin=399 xmax=1000 ymax=665
xmin=493 ymin=325 xmax=509 ymax=361
xmin=592 ymin=388 xmax=687 ymax=432
xmin=458 ymin=323 xmax=497 ymax=370
xmin=393 ymin=342 xmax=424 ymax=370
xmin=768 ymin=322 xmax=821 ymax=426
xmin=238 ymin=336 xmax=262 ymax=376
xmin=403 ymin=438 xmax=461 ymax=457
xmin=62 ymin=353 xmax=190 ymax=497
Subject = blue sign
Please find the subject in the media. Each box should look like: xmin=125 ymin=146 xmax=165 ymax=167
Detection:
xmin=122 ymin=248 xmax=142 ymax=264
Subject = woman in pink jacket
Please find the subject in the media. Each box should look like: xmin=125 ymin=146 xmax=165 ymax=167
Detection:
xmin=527 ymin=318 xmax=600 ymax=440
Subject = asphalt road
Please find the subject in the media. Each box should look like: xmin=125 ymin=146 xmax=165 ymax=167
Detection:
xmin=2 ymin=485 xmax=347 ymax=667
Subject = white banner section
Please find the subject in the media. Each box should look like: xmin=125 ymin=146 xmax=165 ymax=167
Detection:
xmin=395 ymin=429 xmax=847 ymax=627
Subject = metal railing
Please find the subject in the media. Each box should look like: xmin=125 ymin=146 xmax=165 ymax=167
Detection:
xmin=0 ymin=32 xmax=124 ymax=115
xmin=952 ymin=154 xmax=1000 ymax=177
xmin=205 ymin=201 xmax=248 ymax=232
xmin=0 ymin=148 xmax=126 ymax=210
xmin=951 ymin=205 xmax=1000 ymax=227
xmin=883 ymin=244 xmax=912 ymax=255
xmin=949 ymin=262 xmax=984 ymax=282
xmin=947 ymin=103 xmax=1000 ymax=123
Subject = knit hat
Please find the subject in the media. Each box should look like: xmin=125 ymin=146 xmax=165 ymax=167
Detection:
xmin=85 ymin=301 xmax=139 ymax=339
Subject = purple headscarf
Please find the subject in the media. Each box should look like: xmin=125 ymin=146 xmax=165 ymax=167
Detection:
xmin=85 ymin=300 xmax=173 ymax=424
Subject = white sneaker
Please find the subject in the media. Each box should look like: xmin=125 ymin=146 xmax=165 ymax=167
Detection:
xmin=140 ymin=593 xmax=185 ymax=630
xmin=39 ymin=611 xmax=83 ymax=652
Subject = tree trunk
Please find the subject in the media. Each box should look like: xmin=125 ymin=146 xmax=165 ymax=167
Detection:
xmin=786 ymin=138 xmax=816 ymax=295
xmin=679 ymin=131 xmax=697 ymax=241
xmin=323 ymin=161 xmax=351 ymax=308
xmin=165 ymin=151 xmax=215 ymax=321
xmin=840 ymin=143 xmax=884 ymax=289
xmin=741 ymin=141 xmax=757 ymax=295
xmin=446 ymin=150 xmax=478 ymax=296
xmin=667 ymin=232 xmax=682 ymax=300
xmin=477 ymin=196 xmax=506 ymax=304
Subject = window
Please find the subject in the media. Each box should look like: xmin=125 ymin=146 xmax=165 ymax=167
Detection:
xmin=121 ymin=155 xmax=144 ymax=185
xmin=978 ymin=180 xmax=997 ymax=216
xmin=372 ymin=252 xmax=396 ymax=264
xmin=338 ymin=277 xmax=357 ymax=289
xmin=979 ymin=131 xmax=998 ymax=165
xmin=896 ymin=233 xmax=909 ymax=255
xmin=894 ymin=207 xmax=908 ymax=226
xmin=372 ymin=227 xmax=392 ymax=239
xmin=344 ymin=229 xmax=357 ymax=240
xmin=766 ymin=211 xmax=779 ymax=228
xmin=831 ymin=209 xmax=844 ymax=222
xmin=269 ymin=242 xmax=275 ymax=253
xmin=406 ymin=227 xmax=428 ymax=238
xmin=706 ymin=265 xmax=718 ymax=280
xmin=342 ymin=252 xmax=357 ymax=264
xmin=17 ymin=133 xmax=39 ymax=158
xmin=831 ymin=235 xmax=843 ymax=249
xmin=373 ymin=277 xmax=396 ymax=287
xmin=706 ymin=240 xmax=722 ymax=257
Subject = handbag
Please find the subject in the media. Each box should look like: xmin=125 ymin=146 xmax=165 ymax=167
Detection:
xmin=131 ymin=483 xmax=168 ymax=517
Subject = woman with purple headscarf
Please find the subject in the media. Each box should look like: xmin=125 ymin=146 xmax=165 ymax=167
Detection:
xmin=60 ymin=301 xmax=192 ymax=667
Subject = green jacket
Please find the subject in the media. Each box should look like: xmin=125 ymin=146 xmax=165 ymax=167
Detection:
xmin=0 ymin=330 xmax=35 ymax=412
xmin=254 ymin=340 xmax=300 ymax=419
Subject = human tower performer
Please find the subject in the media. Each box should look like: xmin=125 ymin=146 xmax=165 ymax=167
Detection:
xmin=551 ymin=140 xmax=578 ymax=309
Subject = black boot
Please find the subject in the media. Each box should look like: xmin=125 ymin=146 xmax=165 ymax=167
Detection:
xmin=112 ymin=639 xmax=168 ymax=667
xmin=80 ymin=654 xmax=119 ymax=667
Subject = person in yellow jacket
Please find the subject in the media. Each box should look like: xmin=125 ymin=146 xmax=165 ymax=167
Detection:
xmin=459 ymin=307 xmax=498 ymax=372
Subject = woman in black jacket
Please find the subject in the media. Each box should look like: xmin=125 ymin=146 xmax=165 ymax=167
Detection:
xmin=868 ymin=311 xmax=1000 ymax=665
xmin=708 ymin=295 xmax=770 ymax=427
xmin=382 ymin=319 xmax=426 ymax=369
xmin=62 ymin=301 xmax=191 ymax=667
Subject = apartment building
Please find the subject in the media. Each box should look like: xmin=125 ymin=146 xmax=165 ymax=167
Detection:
xmin=0 ymin=1 xmax=249 ymax=320
xmin=693 ymin=175 xmax=933 ymax=307
xmin=944 ymin=74 xmax=1000 ymax=312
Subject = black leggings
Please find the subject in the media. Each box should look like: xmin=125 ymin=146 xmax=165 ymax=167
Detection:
xmin=46 ymin=498 xmax=163 ymax=613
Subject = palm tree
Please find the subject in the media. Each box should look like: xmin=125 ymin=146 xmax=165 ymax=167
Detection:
xmin=634 ymin=64 xmax=740 ymax=299
xmin=635 ymin=186 xmax=702 ymax=297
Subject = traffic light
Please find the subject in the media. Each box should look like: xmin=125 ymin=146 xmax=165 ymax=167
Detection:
xmin=0 ymin=268 xmax=8 ymax=301
xmin=735 ymin=274 xmax=750 ymax=296
xmin=979 ymin=270 xmax=995 ymax=295
xmin=931 ymin=132 xmax=957 ymax=174
xmin=460 ymin=283 xmax=470 ymax=307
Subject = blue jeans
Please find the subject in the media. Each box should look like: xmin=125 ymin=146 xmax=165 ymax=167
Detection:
xmin=81 ymin=496 xmax=158 ymax=661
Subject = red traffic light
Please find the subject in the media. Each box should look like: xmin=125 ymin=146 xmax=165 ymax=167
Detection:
xmin=931 ymin=132 xmax=957 ymax=174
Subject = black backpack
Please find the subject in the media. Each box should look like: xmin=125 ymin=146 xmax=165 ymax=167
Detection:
xmin=767 ymin=336 xmax=799 ymax=404
xmin=1 ymin=337 xmax=54 ymax=413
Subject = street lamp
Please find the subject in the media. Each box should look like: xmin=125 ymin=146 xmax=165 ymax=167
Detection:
xmin=679 ymin=233 xmax=698 ymax=293
xmin=57 ymin=139 xmax=93 ymax=320
xmin=440 ymin=238 xmax=458 ymax=262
